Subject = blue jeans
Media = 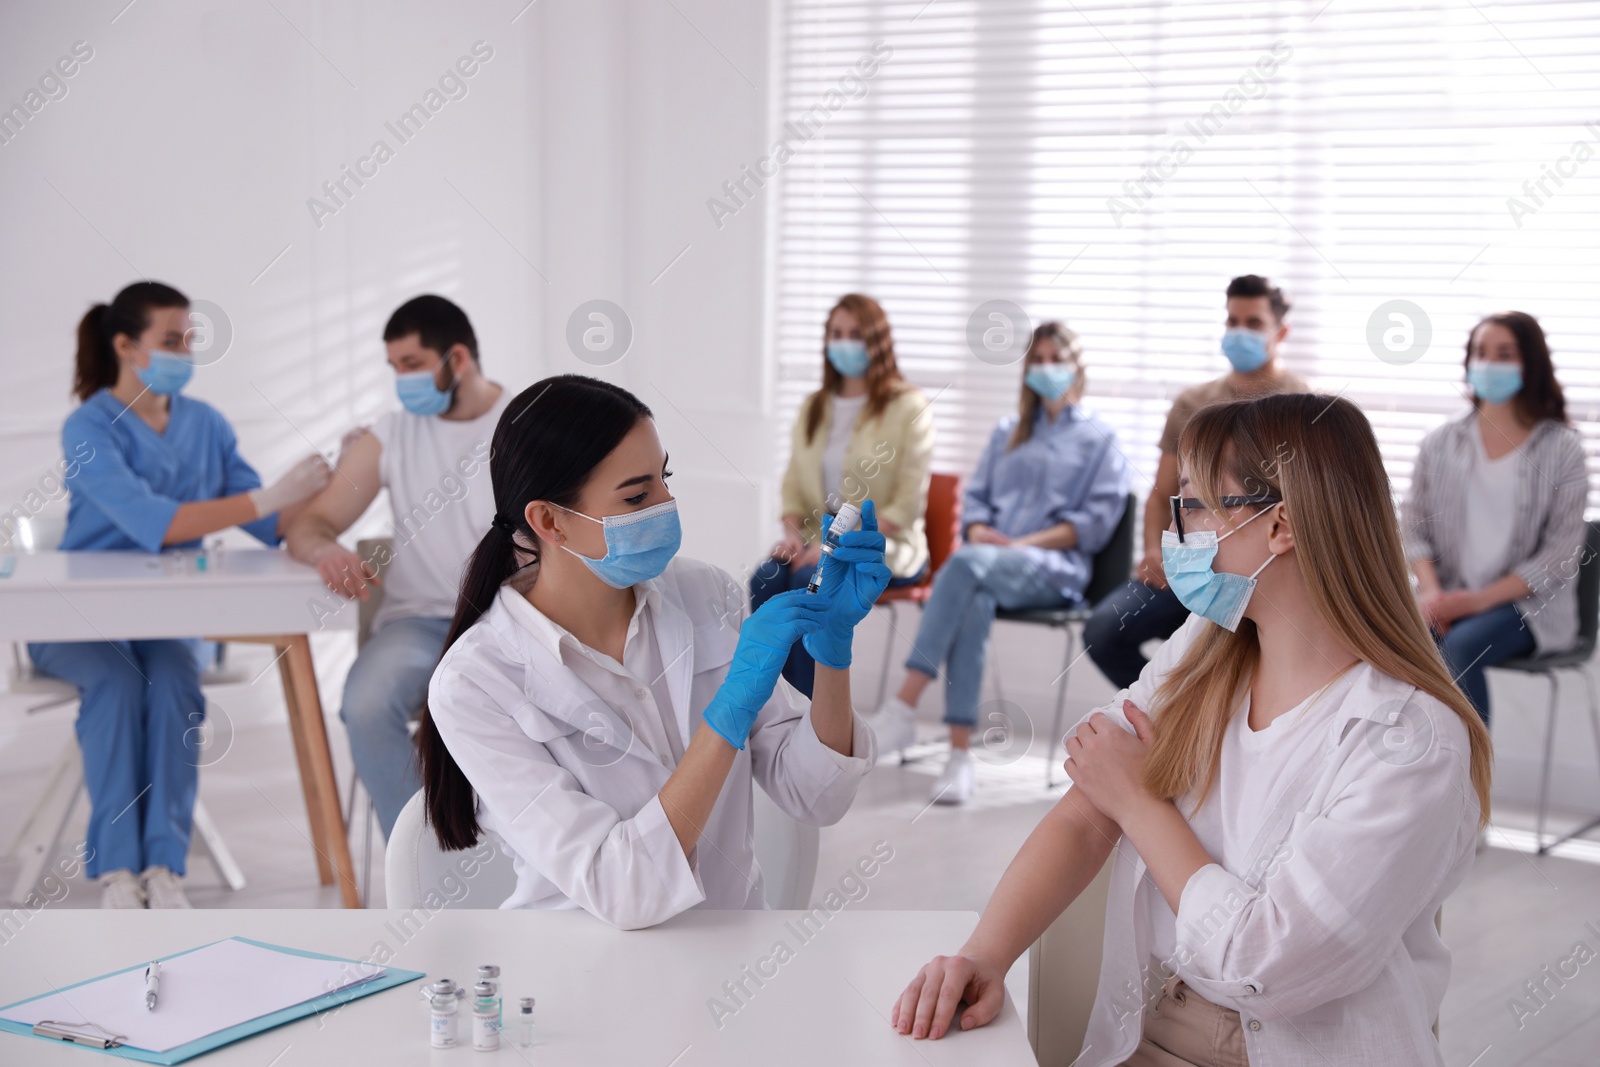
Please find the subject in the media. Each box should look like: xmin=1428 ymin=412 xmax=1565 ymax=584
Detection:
xmin=1083 ymin=579 xmax=1191 ymax=690
xmin=27 ymin=638 xmax=206 ymax=879
xmin=903 ymin=544 xmax=1069 ymax=727
xmin=748 ymin=556 xmax=925 ymax=698
xmin=1437 ymin=602 xmax=1534 ymax=726
xmin=340 ymin=615 xmax=452 ymax=839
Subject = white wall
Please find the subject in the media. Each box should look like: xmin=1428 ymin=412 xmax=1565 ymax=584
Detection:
xmin=0 ymin=0 xmax=777 ymax=565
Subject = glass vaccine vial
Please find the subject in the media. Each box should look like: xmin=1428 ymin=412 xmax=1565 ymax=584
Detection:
xmin=476 ymin=965 xmax=502 ymax=1031
xmin=472 ymin=982 xmax=501 ymax=1051
xmin=517 ymin=997 xmax=535 ymax=1048
xmin=430 ymin=992 xmax=459 ymax=1049
xmin=805 ymin=503 xmax=861 ymax=594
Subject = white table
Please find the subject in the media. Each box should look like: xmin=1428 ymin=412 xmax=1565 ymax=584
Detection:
xmin=0 ymin=909 xmax=1037 ymax=1065
xmin=0 ymin=549 xmax=363 ymax=907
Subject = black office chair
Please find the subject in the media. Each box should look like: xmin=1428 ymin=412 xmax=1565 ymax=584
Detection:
xmin=992 ymin=493 xmax=1139 ymax=788
xmin=1488 ymin=520 xmax=1600 ymax=854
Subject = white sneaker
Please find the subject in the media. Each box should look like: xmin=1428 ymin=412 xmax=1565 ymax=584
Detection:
xmin=930 ymin=749 xmax=976 ymax=805
xmin=100 ymin=869 xmax=146 ymax=909
xmin=863 ymin=697 xmax=919 ymax=753
xmin=141 ymin=866 xmax=192 ymax=909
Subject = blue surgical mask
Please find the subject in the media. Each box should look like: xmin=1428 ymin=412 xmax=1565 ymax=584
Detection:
xmin=396 ymin=367 xmax=455 ymax=416
xmin=136 ymin=349 xmax=194 ymax=396
xmin=826 ymin=339 xmax=870 ymax=378
xmin=557 ymin=498 xmax=682 ymax=589
xmin=1221 ymin=327 xmax=1270 ymax=373
xmin=1024 ymin=364 xmax=1077 ymax=401
xmin=1161 ymin=505 xmax=1276 ymax=632
xmin=1467 ymin=360 xmax=1522 ymax=405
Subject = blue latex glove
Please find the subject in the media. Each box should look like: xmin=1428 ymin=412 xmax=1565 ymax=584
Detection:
xmin=702 ymin=589 xmax=833 ymax=750
xmin=802 ymin=498 xmax=893 ymax=670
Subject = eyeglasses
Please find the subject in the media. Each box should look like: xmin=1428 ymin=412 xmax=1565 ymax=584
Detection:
xmin=1169 ymin=494 xmax=1282 ymax=543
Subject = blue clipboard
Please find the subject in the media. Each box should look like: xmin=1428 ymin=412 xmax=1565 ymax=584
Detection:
xmin=0 ymin=937 xmax=425 ymax=1064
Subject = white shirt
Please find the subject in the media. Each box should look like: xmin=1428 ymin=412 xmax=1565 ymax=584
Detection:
xmin=1458 ymin=428 xmax=1521 ymax=590
xmin=820 ymin=393 xmax=867 ymax=512
xmin=426 ymin=556 xmax=876 ymax=929
xmin=1073 ymin=614 xmax=1479 ymax=1067
xmin=368 ymin=388 xmax=511 ymax=630
xmin=498 ymin=573 xmax=683 ymax=766
xmin=1145 ymin=667 xmax=1363 ymax=966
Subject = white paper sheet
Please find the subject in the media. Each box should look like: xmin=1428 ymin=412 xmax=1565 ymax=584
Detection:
xmin=0 ymin=937 xmax=385 ymax=1053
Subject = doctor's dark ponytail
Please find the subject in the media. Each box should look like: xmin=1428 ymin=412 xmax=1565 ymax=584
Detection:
xmin=73 ymin=281 xmax=188 ymax=401
xmin=417 ymin=375 xmax=654 ymax=851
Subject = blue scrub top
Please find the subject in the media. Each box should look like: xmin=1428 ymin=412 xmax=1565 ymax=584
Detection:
xmin=59 ymin=389 xmax=281 ymax=553
xmin=960 ymin=404 xmax=1131 ymax=599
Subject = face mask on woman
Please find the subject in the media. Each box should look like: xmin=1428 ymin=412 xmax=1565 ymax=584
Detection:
xmin=1161 ymin=503 xmax=1277 ymax=632
xmin=136 ymin=349 xmax=194 ymax=396
xmin=826 ymin=338 xmax=870 ymax=378
xmin=555 ymin=498 xmax=683 ymax=588
xmin=1466 ymin=360 xmax=1522 ymax=405
xmin=1024 ymin=364 xmax=1077 ymax=401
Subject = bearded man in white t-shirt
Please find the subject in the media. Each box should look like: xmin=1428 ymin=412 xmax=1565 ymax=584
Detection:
xmin=286 ymin=294 xmax=510 ymax=838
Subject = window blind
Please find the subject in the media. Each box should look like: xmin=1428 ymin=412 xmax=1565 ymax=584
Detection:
xmin=770 ymin=0 xmax=1600 ymax=518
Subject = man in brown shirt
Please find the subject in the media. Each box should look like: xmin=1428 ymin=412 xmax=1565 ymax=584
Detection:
xmin=1083 ymin=275 xmax=1310 ymax=688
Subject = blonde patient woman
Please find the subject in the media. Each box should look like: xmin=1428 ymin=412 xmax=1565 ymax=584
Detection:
xmin=892 ymin=392 xmax=1491 ymax=1066
xmin=751 ymin=293 xmax=934 ymax=697
xmin=865 ymin=322 xmax=1129 ymax=804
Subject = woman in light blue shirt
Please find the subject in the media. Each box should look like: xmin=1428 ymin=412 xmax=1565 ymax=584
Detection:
xmin=863 ymin=322 xmax=1130 ymax=803
xmin=28 ymin=281 xmax=331 ymax=908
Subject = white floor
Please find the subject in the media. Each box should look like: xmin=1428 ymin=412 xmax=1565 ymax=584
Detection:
xmin=3 ymin=636 xmax=1600 ymax=1064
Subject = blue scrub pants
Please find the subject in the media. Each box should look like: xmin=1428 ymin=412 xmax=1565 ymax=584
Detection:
xmin=901 ymin=544 xmax=1069 ymax=727
xmin=749 ymin=557 xmax=925 ymax=698
xmin=339 ymin=615 xmax=451 ymax=839
xmin=1436 ymin=602 xmax=1535 ymax=727
xmin=27 ymin=638 xmax=206 ymax=879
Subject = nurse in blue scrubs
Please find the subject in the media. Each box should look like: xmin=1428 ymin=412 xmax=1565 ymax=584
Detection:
xmin=28 ymin=281 xmax=333 ymax=908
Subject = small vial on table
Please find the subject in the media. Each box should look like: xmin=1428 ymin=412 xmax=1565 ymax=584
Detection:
xmin=517 ymin=997 xmax=535 ymax=1048
xmin=806 ymin=502 xmax=861 ymax=594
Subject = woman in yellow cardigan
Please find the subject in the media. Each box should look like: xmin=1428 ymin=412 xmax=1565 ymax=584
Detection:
xmin=752 ymin=293 xmax=935 ymax=697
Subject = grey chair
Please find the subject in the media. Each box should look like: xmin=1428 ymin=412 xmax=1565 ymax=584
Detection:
xmin=1488 ymin=519 xmax=1600 ymax=854
xmin=991 ymin=493 xmax=1139 ymax=788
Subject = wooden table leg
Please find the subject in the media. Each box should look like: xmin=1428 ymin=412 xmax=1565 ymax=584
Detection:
xmin=271 ymin=641 xmax=335 ymax=886
xmin=276 ymin=635 xmax=361 ymax=908
xmin=209 ymin=633 xmax=361 ymax=907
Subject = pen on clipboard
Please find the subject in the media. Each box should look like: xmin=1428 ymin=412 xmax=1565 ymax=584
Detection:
xmin=145 ymin=960 xmax=160 ymax=1011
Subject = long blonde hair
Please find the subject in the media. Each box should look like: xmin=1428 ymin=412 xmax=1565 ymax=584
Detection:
xmin=1143 ymin=392 xmax=1493 ymax=825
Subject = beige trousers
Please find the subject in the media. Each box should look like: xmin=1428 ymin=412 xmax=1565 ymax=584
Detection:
xmin=1118 ymin=975 xmax=1250 ymax=1067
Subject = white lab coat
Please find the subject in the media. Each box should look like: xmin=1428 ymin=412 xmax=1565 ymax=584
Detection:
xmin=1076 ymin=615 xmax=1480 ymax=1066
xmin=427 ymin=556 xmax=875 ymax=929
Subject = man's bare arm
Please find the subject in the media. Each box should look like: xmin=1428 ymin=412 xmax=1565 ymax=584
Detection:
xmin=284 ymin=429 xmax=385 ymax=599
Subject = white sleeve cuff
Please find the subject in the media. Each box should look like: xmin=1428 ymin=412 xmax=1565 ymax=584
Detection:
xmin=632 ymin=793 xmax=707 ymax=916
xmin=1172 ymin=863 xmax=1265 ymax=1000
xmin=798 ymin=706 xmax=877 ymax=774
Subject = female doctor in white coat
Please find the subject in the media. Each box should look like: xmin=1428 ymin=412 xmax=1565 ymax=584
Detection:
xmin=418 ymin=375 xmax=890 ymax=929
